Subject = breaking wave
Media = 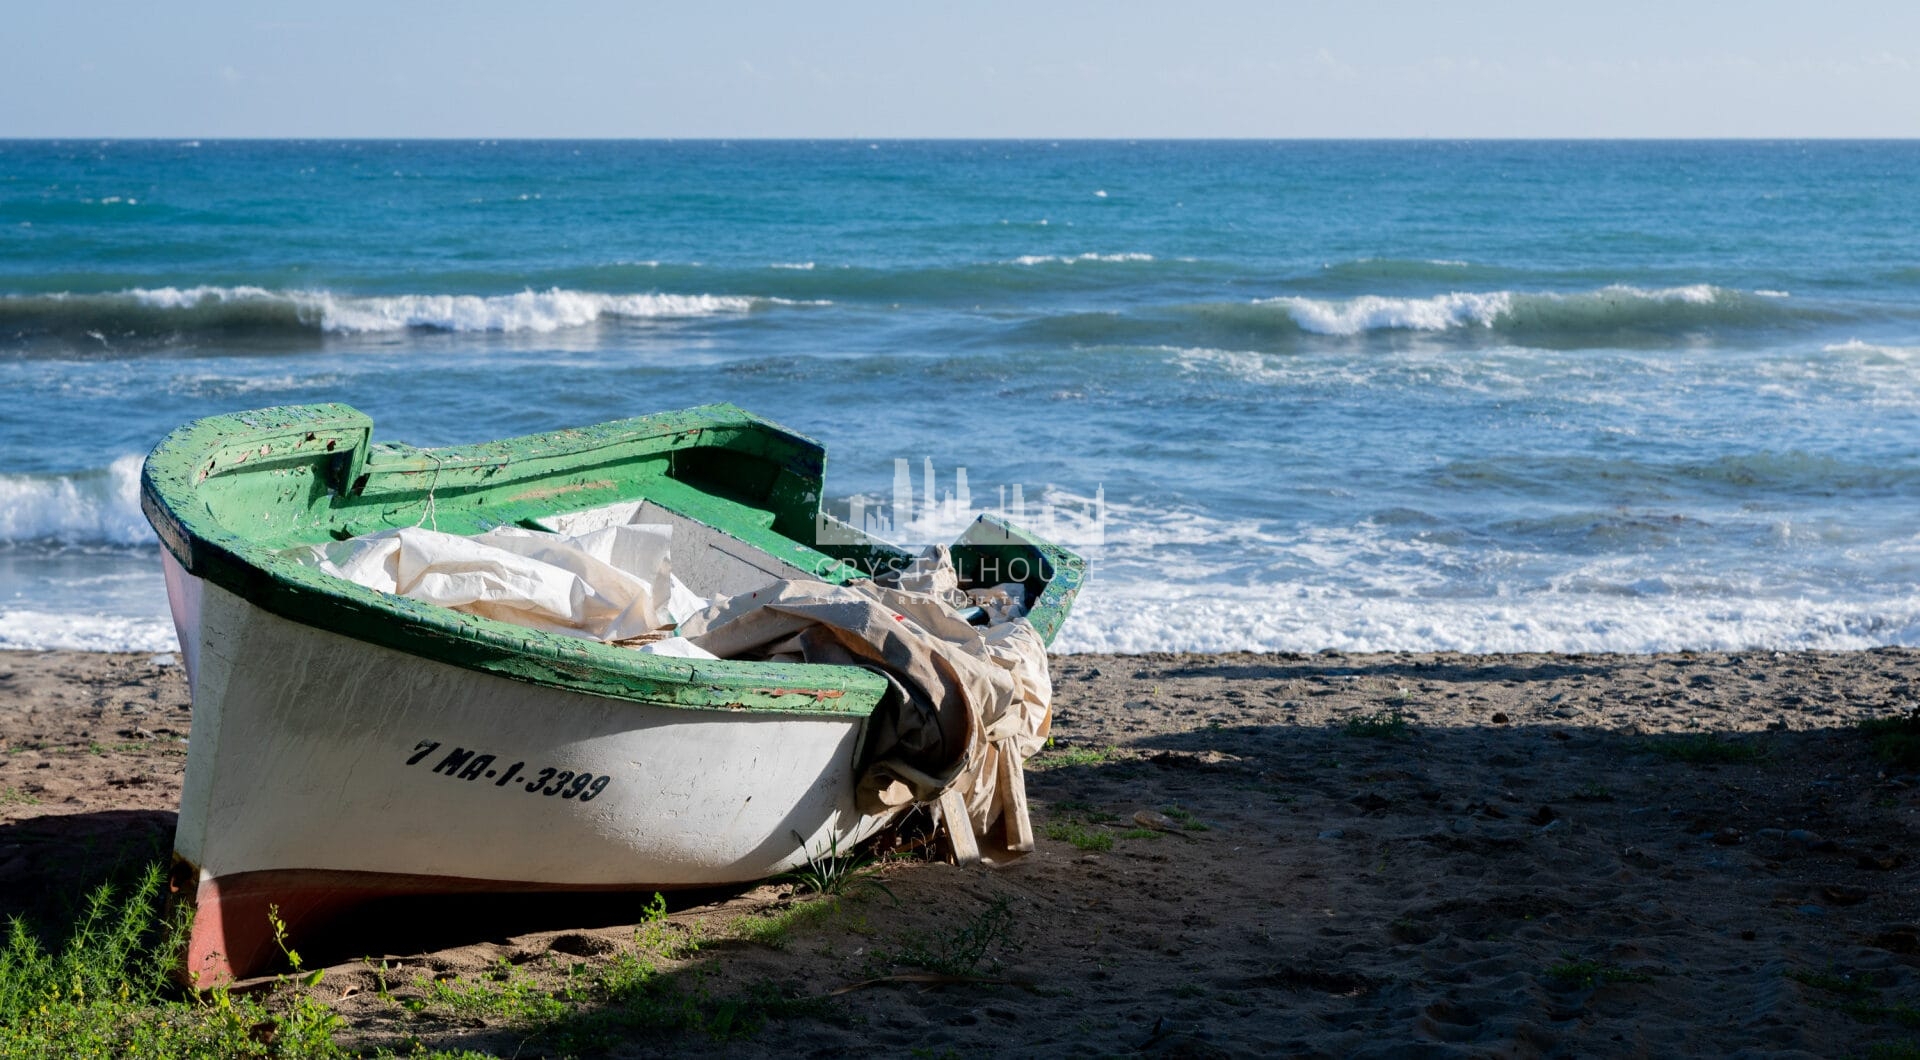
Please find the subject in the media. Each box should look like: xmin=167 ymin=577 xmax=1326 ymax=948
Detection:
xmin=1254 ymin=284 xmax=1800 ymax=338
xmin=0 ymin=286 xmax=774 ymax=340
xmin=1001 ymin=283 xmax=1856 ymax=352
xmin=0 ymin=455 xmax=153 ymax=547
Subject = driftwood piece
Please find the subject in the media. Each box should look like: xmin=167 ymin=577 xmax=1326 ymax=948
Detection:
xmin=999 ymin=752 xmax=1034 ymax=852
xmin=939 ymin=788 xmax=982 ymax=864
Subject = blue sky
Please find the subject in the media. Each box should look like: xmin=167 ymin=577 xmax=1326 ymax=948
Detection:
xmin=7 ymin=1 xmax=1918 ymax=137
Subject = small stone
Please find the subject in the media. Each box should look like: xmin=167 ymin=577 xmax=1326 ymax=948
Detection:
xmin=1491 ymin=712 xmax=1510 ymax=724
xmin=1712 ymin=828 xmax=1745 ymax=846
xmin=1820 ymin=884 xmax=1872 ymax=906
xmin=1756 ymin=828 xmax=1785 ymax=840
xmin=1318 ymin=829 xmax=1345 ymax=840
xmin=1621 ymin=846 xmax=1662 ymax=869
xmin=1796 ymin=905 xmax=1827 ymax=917
xmin=1787 ymin=829 xmax=1837 ymax=851
xmin=1132 ymin=810 xmax=1180 ymax=833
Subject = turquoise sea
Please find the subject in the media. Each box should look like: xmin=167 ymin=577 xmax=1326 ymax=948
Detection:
xmin=3 ymin=140 xmax=1919 ymax=654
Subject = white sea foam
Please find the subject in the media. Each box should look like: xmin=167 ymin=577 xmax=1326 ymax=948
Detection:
xmin=125 ymin=286 xmax=757 ymax=333
xmin=165 ymin=371 xmax=350 ymax=399
xmin=0 ymin=455 xmax=152 ymax=546
xmin=1023 ymin=494 xmax=1920 ymax=655
xmin=318 ymin=290 xmax=754 ymax=332
xmin=0 ymin=610 xmax=177 ymax=652
xmin=1050 ymin=583 xmax=1920 ymax=655
xmin=1824 ymin=339 xmax=1920 ymax=359
xmin=1265 ymin=291 xmax=1513 ymax=335
xmin=1009 ymin=252 xmax=1154 ymax=266
xmin=771 ymin=262 xmax=816 ymax=270
xmin=1643 ymin=283 xmax=1720 ymax=304
xmin=129 ymin=285 xmax=280 ymax=308
xmin=1261 ymin=284 xmax=1730 ymax=336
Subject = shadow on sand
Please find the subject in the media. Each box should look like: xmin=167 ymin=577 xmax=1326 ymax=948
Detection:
xmin=2 ymin=704 xmax=1916 ymax=1056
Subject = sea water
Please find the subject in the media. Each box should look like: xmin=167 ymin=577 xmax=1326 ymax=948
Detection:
xmin=3 ymin=140 xmax=1918 ymax=654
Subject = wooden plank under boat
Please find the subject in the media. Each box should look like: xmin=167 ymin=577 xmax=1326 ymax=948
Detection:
xmin=140 ymin=403 xmax=1082 ymax=984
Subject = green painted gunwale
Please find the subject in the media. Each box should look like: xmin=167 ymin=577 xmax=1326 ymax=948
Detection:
xmin=140 ymin=403 xmax=1084 ymax=717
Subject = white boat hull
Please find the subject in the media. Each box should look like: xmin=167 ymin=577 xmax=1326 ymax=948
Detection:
xmin=165 ymin=554 xmax=885 ymax=981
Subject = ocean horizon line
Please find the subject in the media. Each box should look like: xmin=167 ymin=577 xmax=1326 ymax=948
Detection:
xmin=6 ymin=135 xmax=1920 ymax=144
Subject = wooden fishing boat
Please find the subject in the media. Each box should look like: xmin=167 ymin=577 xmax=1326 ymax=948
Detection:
xmin=141 ymin=403 xmax=1081 ymax=983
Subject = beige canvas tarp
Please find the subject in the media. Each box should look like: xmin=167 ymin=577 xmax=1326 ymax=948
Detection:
xmin=678 ymin=571 xmax=1052 ymax=852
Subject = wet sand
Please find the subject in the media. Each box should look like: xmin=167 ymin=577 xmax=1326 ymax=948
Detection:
xmin=2 ymin=648 xmax=1917 ymax=1057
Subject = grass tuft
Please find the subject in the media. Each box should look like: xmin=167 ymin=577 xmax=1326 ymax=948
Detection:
xmin=0 ymin=863 xmax=349 ymax=1057
xmin=1343 ymin=710 xmax=1412 ymax=739
xmin=1027 ymin=745 xmax=1119 ymax=771
xmin=0 ymin=861 xmax=830 ymax=1057
xmin=732 ymin=898 xmax=844 ymax=951
xmin=778 ymin=833 xmax=895 ymax=903
xmin=1790 ymin=964 xmax=1920 ymax=1031
xmin=1643 ymin=733 xmax=1769 ymax=765
xmin=1788 ymin=966 xmax=1882 ymax=998
xmin=1043 ymin=820 xmax=1113 ymax=852
xmin=893 ymin=897 xmax=1018 ymax=977
xmin=1860 ymin=709 xmax=1920 ymax=769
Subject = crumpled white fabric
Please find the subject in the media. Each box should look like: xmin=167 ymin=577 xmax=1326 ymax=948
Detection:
xmin=297 ymin=524 xmax=714 ymax=657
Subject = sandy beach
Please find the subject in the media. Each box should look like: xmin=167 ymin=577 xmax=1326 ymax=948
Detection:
xmin=2 ymin=647 xmax=1917 ymax=1057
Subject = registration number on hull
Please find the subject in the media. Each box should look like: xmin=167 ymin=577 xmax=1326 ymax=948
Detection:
xmin=404 ymin=740 xmax=611 ymax=802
